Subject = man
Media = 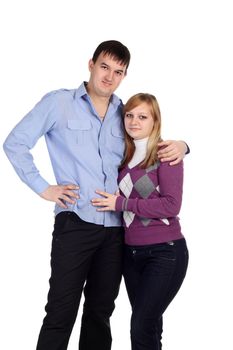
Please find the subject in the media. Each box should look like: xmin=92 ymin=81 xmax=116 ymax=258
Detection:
xmin=3 ymin=40 xmax=188 ymax=350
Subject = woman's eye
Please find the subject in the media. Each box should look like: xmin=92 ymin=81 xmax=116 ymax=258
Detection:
xmin=125 ymin=113 xmax=133 ymax=118
xmin=139 ymin=115 xmax=147 ymax=119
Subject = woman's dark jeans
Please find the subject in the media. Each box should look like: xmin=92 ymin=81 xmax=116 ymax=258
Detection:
xmin=123 ymin=238 xmax=189 ymax=350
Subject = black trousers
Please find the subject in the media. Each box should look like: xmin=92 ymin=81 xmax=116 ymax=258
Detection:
xmin=123 ymin=238 xmax=189 ymax=350
xmin=36 ymin=212 xmax=124 ymax=350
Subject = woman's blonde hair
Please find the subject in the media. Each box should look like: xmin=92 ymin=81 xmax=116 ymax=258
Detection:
xmin=120 ymin=93 xmax=162 ymax=169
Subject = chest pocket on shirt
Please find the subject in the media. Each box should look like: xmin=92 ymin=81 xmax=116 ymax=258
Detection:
xmin=67 ymin=119 xmax=92 ymax=145
xmin=110 ymin=125 xmax=125 ymax=157
xmin=111 ymin=125 xmax=124 ymax=139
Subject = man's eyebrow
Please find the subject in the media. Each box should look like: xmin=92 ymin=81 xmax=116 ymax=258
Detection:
xmin=100 ymin=61 xmax=125 ymax=73
xmin=100 ymin=61 xmax=109 ymax=66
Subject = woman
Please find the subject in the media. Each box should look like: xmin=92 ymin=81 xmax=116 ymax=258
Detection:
xmin=91 ymin=93 xmax=189 ymax=350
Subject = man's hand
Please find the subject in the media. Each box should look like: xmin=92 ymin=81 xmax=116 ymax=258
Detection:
xmin=40 ymin=184 xmax=79 ymax=209
xmin=157 ymin=140 xmax=188 ymax=165
xmin=91 ymin=190 xmax=118 ymax=211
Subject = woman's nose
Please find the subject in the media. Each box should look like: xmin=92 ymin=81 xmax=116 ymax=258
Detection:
xmin=129 ymin=117 xmax=138 ymax=125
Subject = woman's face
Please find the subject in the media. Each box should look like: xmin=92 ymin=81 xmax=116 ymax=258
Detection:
xmin=124 ymin=102 xmax=155 ymax=140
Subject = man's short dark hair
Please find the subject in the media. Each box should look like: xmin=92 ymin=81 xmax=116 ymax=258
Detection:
xmin=92 ymin=40 xmax=131 ymax=70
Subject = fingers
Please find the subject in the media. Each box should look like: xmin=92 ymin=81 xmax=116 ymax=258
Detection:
xmin=59 ymin=194 xmax=76 ymax=204
xmin=91 ymin=189 xmax=113 ymax=205
xmin=158 ymin=140 xmax=187 ymax=163
xmin=62 ymin=185 xmax=79 ymax=197
xmin=157 ymin=141 xmax=175 ymax=157
xmin=56 ymin=185 xmax=80 ymax=208
xmin=169 ymin=157 xmax=182 ymax=166
xmin=91 ymin=193 xmax=116 ymax=211
xmin=157 ymin=140 xmax=172 ymax=149
xmin=95 ymin=189 xmax=108 ymax=197
xmin=62 ymin=189 xmax=79 ymax=200
xmin=56 ymin=198 xmax=68 ymax=209
xmin=91 ymin=198 xmax=110 ymax=211
xmin=157 ymin=140 xmax=184 ymax=164
xmin=96 ymin=207 xmax=109 ymax=212
xmin=57 ymin=185 xmax=79 ymax=205
xmin=40 ymin=184 xmax=79 ymax=206
xmin=91 ymin=198 xmax=107 ymax=206
xmin=158 ymin=151 xmax=180 ymax=162
xmin=157 ymin=146 xmax=173 ymax=156
xmin=63 ymin=184 xmax=79 ymax=190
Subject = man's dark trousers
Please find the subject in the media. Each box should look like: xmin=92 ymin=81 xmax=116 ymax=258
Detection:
xmin=36 ymin=211 xmax=124 ymax=350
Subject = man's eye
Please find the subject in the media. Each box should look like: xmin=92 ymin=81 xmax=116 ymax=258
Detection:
xmin=101 ymin=65 xmax=108 ymax=70
xmin=116 ymin=71 xmax=122 ymax=76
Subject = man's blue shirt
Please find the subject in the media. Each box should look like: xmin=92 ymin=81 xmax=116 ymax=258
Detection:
xmin=3 ymin=83 xmax=125 ymax=226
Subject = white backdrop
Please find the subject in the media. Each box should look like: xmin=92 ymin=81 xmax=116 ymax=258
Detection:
xmin=0 ymin=1 xmax=232 ymax=349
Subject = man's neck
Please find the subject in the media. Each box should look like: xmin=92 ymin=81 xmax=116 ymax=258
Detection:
xmin=86 ymin=85 xmax=110 ymax=119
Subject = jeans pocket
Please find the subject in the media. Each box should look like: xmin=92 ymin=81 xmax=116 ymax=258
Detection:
xmin=149 ymin=243 xmax=176 ymax=262
xmin=156 ymin=251 xmax=176 ymax=262
xmin=53 ymin=212 xmax=71 ymax=236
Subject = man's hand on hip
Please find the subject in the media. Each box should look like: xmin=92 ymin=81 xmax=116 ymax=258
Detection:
xmin=40 ymin=184 xmax=79 ymax=208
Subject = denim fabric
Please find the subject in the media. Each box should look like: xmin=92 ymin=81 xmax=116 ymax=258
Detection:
xmin=123 ymin=238 xmax=189 ymax=350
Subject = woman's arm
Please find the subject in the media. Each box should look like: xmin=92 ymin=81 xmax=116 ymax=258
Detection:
xmin=92 ymin=161 xmax=183 ymax=219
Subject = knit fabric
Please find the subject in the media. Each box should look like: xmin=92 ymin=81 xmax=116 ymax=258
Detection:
xmin=115 ymin=161 xmax=184 ymax=245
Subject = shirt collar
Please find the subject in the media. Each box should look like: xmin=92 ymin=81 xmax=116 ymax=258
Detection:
xmin=74 ymin=82 xmax=122 ymax=108
xmin=74 ymin=82 xmax=88 ymax=98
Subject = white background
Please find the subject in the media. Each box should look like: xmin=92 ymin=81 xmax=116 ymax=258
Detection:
xmin=0 ymin=1 xmax=232 ymax=349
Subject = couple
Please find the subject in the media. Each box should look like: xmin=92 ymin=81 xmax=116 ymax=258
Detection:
xmin=3 ymin=40 xmax=189 ymax=350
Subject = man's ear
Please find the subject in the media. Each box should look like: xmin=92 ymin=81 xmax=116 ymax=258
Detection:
xmin=88 ymin=59 xmax=94 ymax=72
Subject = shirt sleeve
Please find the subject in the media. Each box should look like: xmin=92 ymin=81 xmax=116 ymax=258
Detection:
xmin=3 ymin=92 xmax=57 ymax=194
xmin=185 ymin=143 xmax=190 ymax=154
xmin=115 ymin=161 xmax=183 ymax=218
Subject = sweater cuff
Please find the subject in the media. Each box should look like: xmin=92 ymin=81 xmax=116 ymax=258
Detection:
xmin=115 ymin=196 xmax=126 ymax=212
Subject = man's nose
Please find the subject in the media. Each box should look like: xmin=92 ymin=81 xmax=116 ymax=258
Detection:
xmin=105 ymin=70 xmax=114 ymax=81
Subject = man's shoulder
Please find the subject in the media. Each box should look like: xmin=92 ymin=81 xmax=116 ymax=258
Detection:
xmin=42 ymin=88 xmax=76 ymax=101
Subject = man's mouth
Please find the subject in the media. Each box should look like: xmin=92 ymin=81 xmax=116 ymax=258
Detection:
xmin=102 ymin=80 xmax=112 ymax=86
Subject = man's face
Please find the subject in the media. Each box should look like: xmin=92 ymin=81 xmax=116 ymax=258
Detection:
xmin=87 ymin=52 xmax=127 ymax=98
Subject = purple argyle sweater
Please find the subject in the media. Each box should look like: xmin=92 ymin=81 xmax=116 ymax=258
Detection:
xmin=115 ymin=160 xmax=184 ymax=245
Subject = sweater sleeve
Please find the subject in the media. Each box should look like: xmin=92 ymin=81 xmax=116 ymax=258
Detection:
xmin=115 ymin=161 xmax=183 ymax=218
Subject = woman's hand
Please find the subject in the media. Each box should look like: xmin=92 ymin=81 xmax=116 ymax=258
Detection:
xmin=91 ymin=190 xmax=118 ymax=211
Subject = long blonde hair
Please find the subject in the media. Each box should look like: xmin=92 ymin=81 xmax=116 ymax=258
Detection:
xmin=120 ymin=93 xmax=162 ymax=169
